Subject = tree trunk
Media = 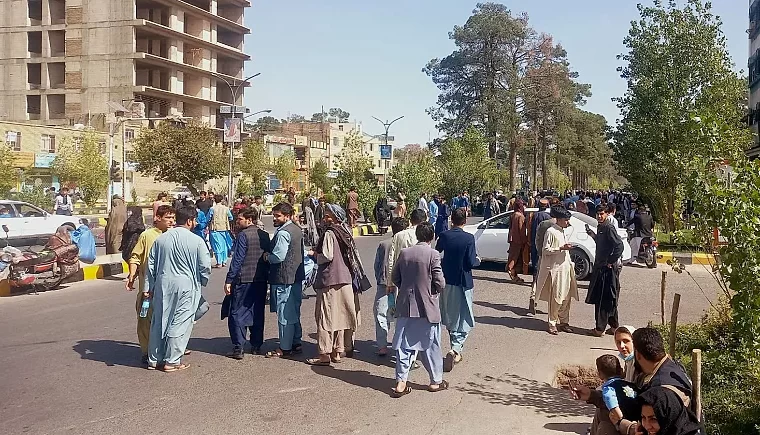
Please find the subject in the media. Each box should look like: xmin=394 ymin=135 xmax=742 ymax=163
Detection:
xmin=665 ymin=189 xmax=676 ymax=232
xmin=540 ymin=128 xmax=548 ymax=190
xmin=532 ymin=130 xmax=538 ymax=191
xmin=509 ymin=143 xmax=517 ymax=191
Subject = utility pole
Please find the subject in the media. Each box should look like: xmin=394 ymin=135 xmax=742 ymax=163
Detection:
xmin=212 ymin=72 xmax=261 ymax=199
xmin=372 ymin=115 xmax=403 ymax=194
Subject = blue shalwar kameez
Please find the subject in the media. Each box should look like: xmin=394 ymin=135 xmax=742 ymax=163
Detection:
xmin=145 ymin=227 xmax=211 ymax=367
xmin=208 ymin=207 xmax=234 ymax=265
xmin=268 ymin=221 xmax=303 ymax=351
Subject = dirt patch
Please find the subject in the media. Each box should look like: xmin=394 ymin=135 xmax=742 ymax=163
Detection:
xmin=555 ymin=364 xmax=602 ymax=390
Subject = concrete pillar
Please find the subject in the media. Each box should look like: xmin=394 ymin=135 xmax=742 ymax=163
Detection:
xmin=42 ymin=0 xmax=51 ymax=25
xmin=210 ymin=0 xmax=217 ymax=15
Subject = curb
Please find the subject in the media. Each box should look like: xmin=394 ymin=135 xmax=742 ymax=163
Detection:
xmin=656 ymin=251 xmax=716 ymax=266
xmin=352 ymin=224 xmax=379 ymax=237
xmin=0 ymin=260 xmax=127 ymax=297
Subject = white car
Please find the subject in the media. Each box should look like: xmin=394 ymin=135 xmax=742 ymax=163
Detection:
xmin=462 ymin=208 xmax=632 ymax=280
xmin=0 ymin=200 xmax=81 ymax=246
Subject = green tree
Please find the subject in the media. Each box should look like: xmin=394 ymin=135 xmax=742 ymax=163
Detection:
xmin=554 ymin=108 xmax=619 ymax=189
xmin=334 ymin=131 xmax=380 ymax=219
xmin=387 ymin=148 xmax=442 ymax=207
xmin=132 ymin=122 xmax=226 ymax=195
xmin=285 ymin=114 xmax=307 ymax=123
xmin=438 ymin=128 xmax=499 ymax=198
xmin=308 ymin=158 xmax=333 ymax=194
xmin=611 ymin=0 xmax=745 ymax=231
xmin=0 ymin=145 xmax=18 ymax=198
xmin=51 ymin=131 xmax=109 ymax=206
xmin=328 ymin=107 xmax=350 ymax=122
xmin=237 ymin=139 xmax=268 ymax=192
xmin=272 ymin=151 xmax=296 ymax=188
xmin=247 ymin=116 xmax=281 ymax=133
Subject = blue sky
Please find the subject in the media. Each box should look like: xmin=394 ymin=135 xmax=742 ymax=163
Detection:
xmin=244 ymin=0 xmax=748 ymax=147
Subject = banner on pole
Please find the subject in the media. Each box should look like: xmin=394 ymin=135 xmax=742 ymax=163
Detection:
xmin=224 ymin=118 xmax=241 ymax=143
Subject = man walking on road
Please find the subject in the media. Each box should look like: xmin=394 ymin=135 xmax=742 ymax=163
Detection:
xmin=224 ymin=208 xmax=271 ymax=359
xmin=428 ymin=194 xmax=439 ymax=228
xmin=126 ymin=205 xmax=175 ymax=365
xmin=264 ymin=203 xmax=305 ymax=359
xmin=145 ymin=206 xmax=212 ymax=372
xmin=390 ymin=222 xmax=448 ymax=397
xmin=209 ymin=194 xmax=234 ymax=268
xmin=535 ymin=207 xmax=578 ymax=335
xmin=417 ymin=192 xmax=428 ymax=219
xmin=528 ymin=198 xmax=552 ymax=315
xmin=373 ymin=217 xmax=407 ymax=356
xmin=436 ymin=208 xmax=478 ymax=372
xmin=585 ymin=206 xmax=624 ymax=337
xmin=346 ymin=186 xmax=360 ymax=228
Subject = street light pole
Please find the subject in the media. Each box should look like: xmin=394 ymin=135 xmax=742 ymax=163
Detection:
xmin=211 ymin=72 xmax=261 ymax=200
xmin=372 ymin=115 xmax=403 ymax=194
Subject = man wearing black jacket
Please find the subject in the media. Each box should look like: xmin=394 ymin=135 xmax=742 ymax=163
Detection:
xmin=585 ymin=206 xmax=624 ymax=337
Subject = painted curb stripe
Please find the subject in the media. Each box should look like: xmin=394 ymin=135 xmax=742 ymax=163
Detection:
xmin=656 ymin=252 xmax=715 ymax=265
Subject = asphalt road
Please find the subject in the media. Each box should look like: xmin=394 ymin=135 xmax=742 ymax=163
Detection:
xmin=0 ymin=224 xmax=722 ymax=435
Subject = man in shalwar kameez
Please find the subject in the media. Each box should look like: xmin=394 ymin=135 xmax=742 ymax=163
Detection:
xmin=435 ymin=208 xmax=478 ymax=372
xmin=535 ymin=207 xmax=579 ymax=335
xmin=224 ymin=207 xmax=271 ymax=359
xmin=391 ymin=222 xmax=448 ymax=397
xmin=145 ymin=206 xmax=212 ymax=372
xmin=264 ymin=202 xmax=305 ymax=359
xmin=209 ymin=194 xmax=234 ymax=268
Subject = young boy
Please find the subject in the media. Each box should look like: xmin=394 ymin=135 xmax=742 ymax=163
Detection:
xmin=595 ymin=354 xmax=640 ymax=433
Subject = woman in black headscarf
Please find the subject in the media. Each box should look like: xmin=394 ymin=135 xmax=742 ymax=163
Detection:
xmin=373 ymin=195 xmax=391 ymax=235
xmin=120 ymin=206 xmax=146 ymax=262
xmin=638 ymin=386 xmax=704 ymax=435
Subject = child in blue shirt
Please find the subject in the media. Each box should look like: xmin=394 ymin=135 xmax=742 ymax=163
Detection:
xmin=596 ymin=354 xmax=641 ymax=427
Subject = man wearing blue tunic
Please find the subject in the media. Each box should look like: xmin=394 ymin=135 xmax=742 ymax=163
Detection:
xmin=428 ymin=195 xmax=439 ymax=227
xmin=145 ymin=206 xmax=212 ymax=372
xmin=435 ymin=208 xmax=478 ymax=373
xmin=391 ymin=222 xmax=447 ymax=397
xmin=264 ymin=202 xmax=305 ymax=358
xmin=224 ymin=207 xmax=271 ymax=359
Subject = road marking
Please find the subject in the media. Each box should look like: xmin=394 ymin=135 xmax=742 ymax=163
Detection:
xmin=278 ymin=386 xmax=312 ymax=393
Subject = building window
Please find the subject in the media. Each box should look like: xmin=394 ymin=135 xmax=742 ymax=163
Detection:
xmin=378 ymin=159 xmax=382 ymax=168
xmin=385 ymin=160 xmax=389 ymax=169
xmin=5 ymin=131 xmax=21 ymax=151
xmin=124 ymin=128 xmax=135 ymax=143
xmin=338 ymin=125 xmax=343 ymax=131
xmin=41 ymin=134 xmax=55 ymax=153
xmin=332 ymin=137 xmax=339 ymax=148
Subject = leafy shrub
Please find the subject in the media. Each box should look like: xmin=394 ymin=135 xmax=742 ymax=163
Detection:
xmin=13 ymin=186 xmax=52 ymax=210
xmin=656 ymin=302 xmax=760 ymax=435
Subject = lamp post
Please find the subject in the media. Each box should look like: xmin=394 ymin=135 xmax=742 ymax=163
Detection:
xmin=211 ymin=72 xmax=261 ymax=200
xmin=372 ymin=115 xmax=403 ymax=194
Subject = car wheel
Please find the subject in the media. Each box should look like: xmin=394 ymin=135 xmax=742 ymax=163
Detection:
xmin=570 ymin=248 xmax=591 ymax=280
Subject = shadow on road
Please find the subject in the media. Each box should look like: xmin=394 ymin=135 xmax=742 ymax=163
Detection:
xmin=543 ymin=422 xmax=589 ymax=434
xmin=72 ymin=339 xmax=144 ymax=368
xmin=474 ymin=315 xmax=548 ymax=332
xmin=456 ymin=373 xmax=593 ymax=418
xmin=309 ymin=365 xmax=426 ymax=397
xmin=475 ymin=300 xmax=531 ymax=317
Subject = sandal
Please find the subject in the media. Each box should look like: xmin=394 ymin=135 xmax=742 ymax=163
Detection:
xmin=548 ymin=326 xmax=559 ymax=335
xmin=391 ymin=386 xmax=413 ymax=398
xmin=265 ymin=349 xmax=292 ymax=359
xmin=590 ymin=329 xmax=605 ymax=337
xmin=558 ymin=324 xmax=574 ymax=334
xmin=162 ymin=363 xmax=190 ymax=372
xmin=428 ymin=380 xmax=449 ymax=392
xmin=306 ymin=358 xmax=331 ymax=366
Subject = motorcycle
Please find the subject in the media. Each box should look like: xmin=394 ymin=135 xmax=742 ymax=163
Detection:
xmin=626 ymin=229 xmax=658 ymax=269
xmin=1 ymin=224 xmax=68 ymax=294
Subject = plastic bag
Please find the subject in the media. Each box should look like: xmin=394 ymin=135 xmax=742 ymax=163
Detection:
xmin=71 ymin=225 xmax=96 ymax=263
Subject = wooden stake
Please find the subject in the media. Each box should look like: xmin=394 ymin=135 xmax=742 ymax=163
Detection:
xmin=669 ymin=293 xmax=681 ymax=357
xmin=692 ymin=349 xmax=702 ymax=421
xmin=660 ymin=270 xmax=667 ymax=325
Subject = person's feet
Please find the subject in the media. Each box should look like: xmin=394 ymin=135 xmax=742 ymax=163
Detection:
xmin=591 ymin=328 xmax=605 ymax=337
xmin=250 ymin=347 xmax=262 ymax=355
xmin=548 ymin=325 xmax=559 ymax=335
xmin=605 ymin=327 xmax=616 ymax=335
xmin=306 ymin=355 xmax=331 ymax=366
xmin=528 ymin=298 xmax=536 ymax=316
xmin=443 ymin=351 xmax=463 ymax=372
xmin=558 ymin=323 xmax=574 ymax=333
xmin=392 ymin=381 xmax=411 ymax=398
xmin=428 ymin=380 xmax=449 ymax=392
xmin=330 ymin=351 xmax=342 ymax=363
xmin=227 ymin=348 xmax=244 ymax=360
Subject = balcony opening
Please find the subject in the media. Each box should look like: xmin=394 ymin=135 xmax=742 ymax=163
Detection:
xmin=135 ymin=95 xmax=170 ymax=118
xmin=27 ymin=63 xmax=42 ymax=89
xmin=48 ymin=94 xmax=65 ymax=119
xmin=183 ymin=103 xmax=203 ymax=121
xmin=217 ymin=55 xmax=243 ymax=78
xmin=217 ymin=5 xmax=243 ymax=24
xmin=27 ymin=95 xmax=41 ymax=120
xmin=216 ymin=83 xmax=235 ymax=104
xmin=136 ymin=33 xmax=168 ymax=58
xmin=48 ymin=62 xmax=65 ymax=89
xmin=184 ymin=14 xmax=206 ymax=39
xmin=48 ymin=30 xmax=65 ymax=57
xmin=217 ymin=30 xmax=243 ymax=50
xmin=50 ymin=0 xmax=66 ymax=24
xmin=137 ymin=5 xmax=170 ymax=27
xmin=183 ymin=45 xmax=206 ymax=68
xmin=136 ymin=64 xmax=170 ymax=91
xmin=28 ymin=31 xmax=42 ymax=57
xmin=184 ymin=73 xmax=204 ymax=98
xmin=28 ymin=0 xmax=42 ymax=24
xmin=184 ymin=0 xmax=210 ymax=12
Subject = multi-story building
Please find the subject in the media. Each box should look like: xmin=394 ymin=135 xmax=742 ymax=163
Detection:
xmin=748 ymin=0 xmax=760 ymax=156
xmin=0 ymin=0 xmax=250 ymax=130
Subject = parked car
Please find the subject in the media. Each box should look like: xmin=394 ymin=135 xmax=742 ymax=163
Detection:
xmin=168 ymin=186 xmax=194 ymax=201
xmin=0 ymin=200 xmax=81 ymax=247
xmin=461 ymin=208 xmax=632 ymax=280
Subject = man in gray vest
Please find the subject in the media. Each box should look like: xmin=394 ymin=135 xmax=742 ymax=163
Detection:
xmin=224 ymin=208 xmax=271 ymax=359
xmin=264 ymin=202 xmax=305 ymax=359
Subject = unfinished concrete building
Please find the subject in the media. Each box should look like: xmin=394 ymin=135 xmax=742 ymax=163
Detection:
xmin=0 ymin=0 xmax=251 ymax=128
